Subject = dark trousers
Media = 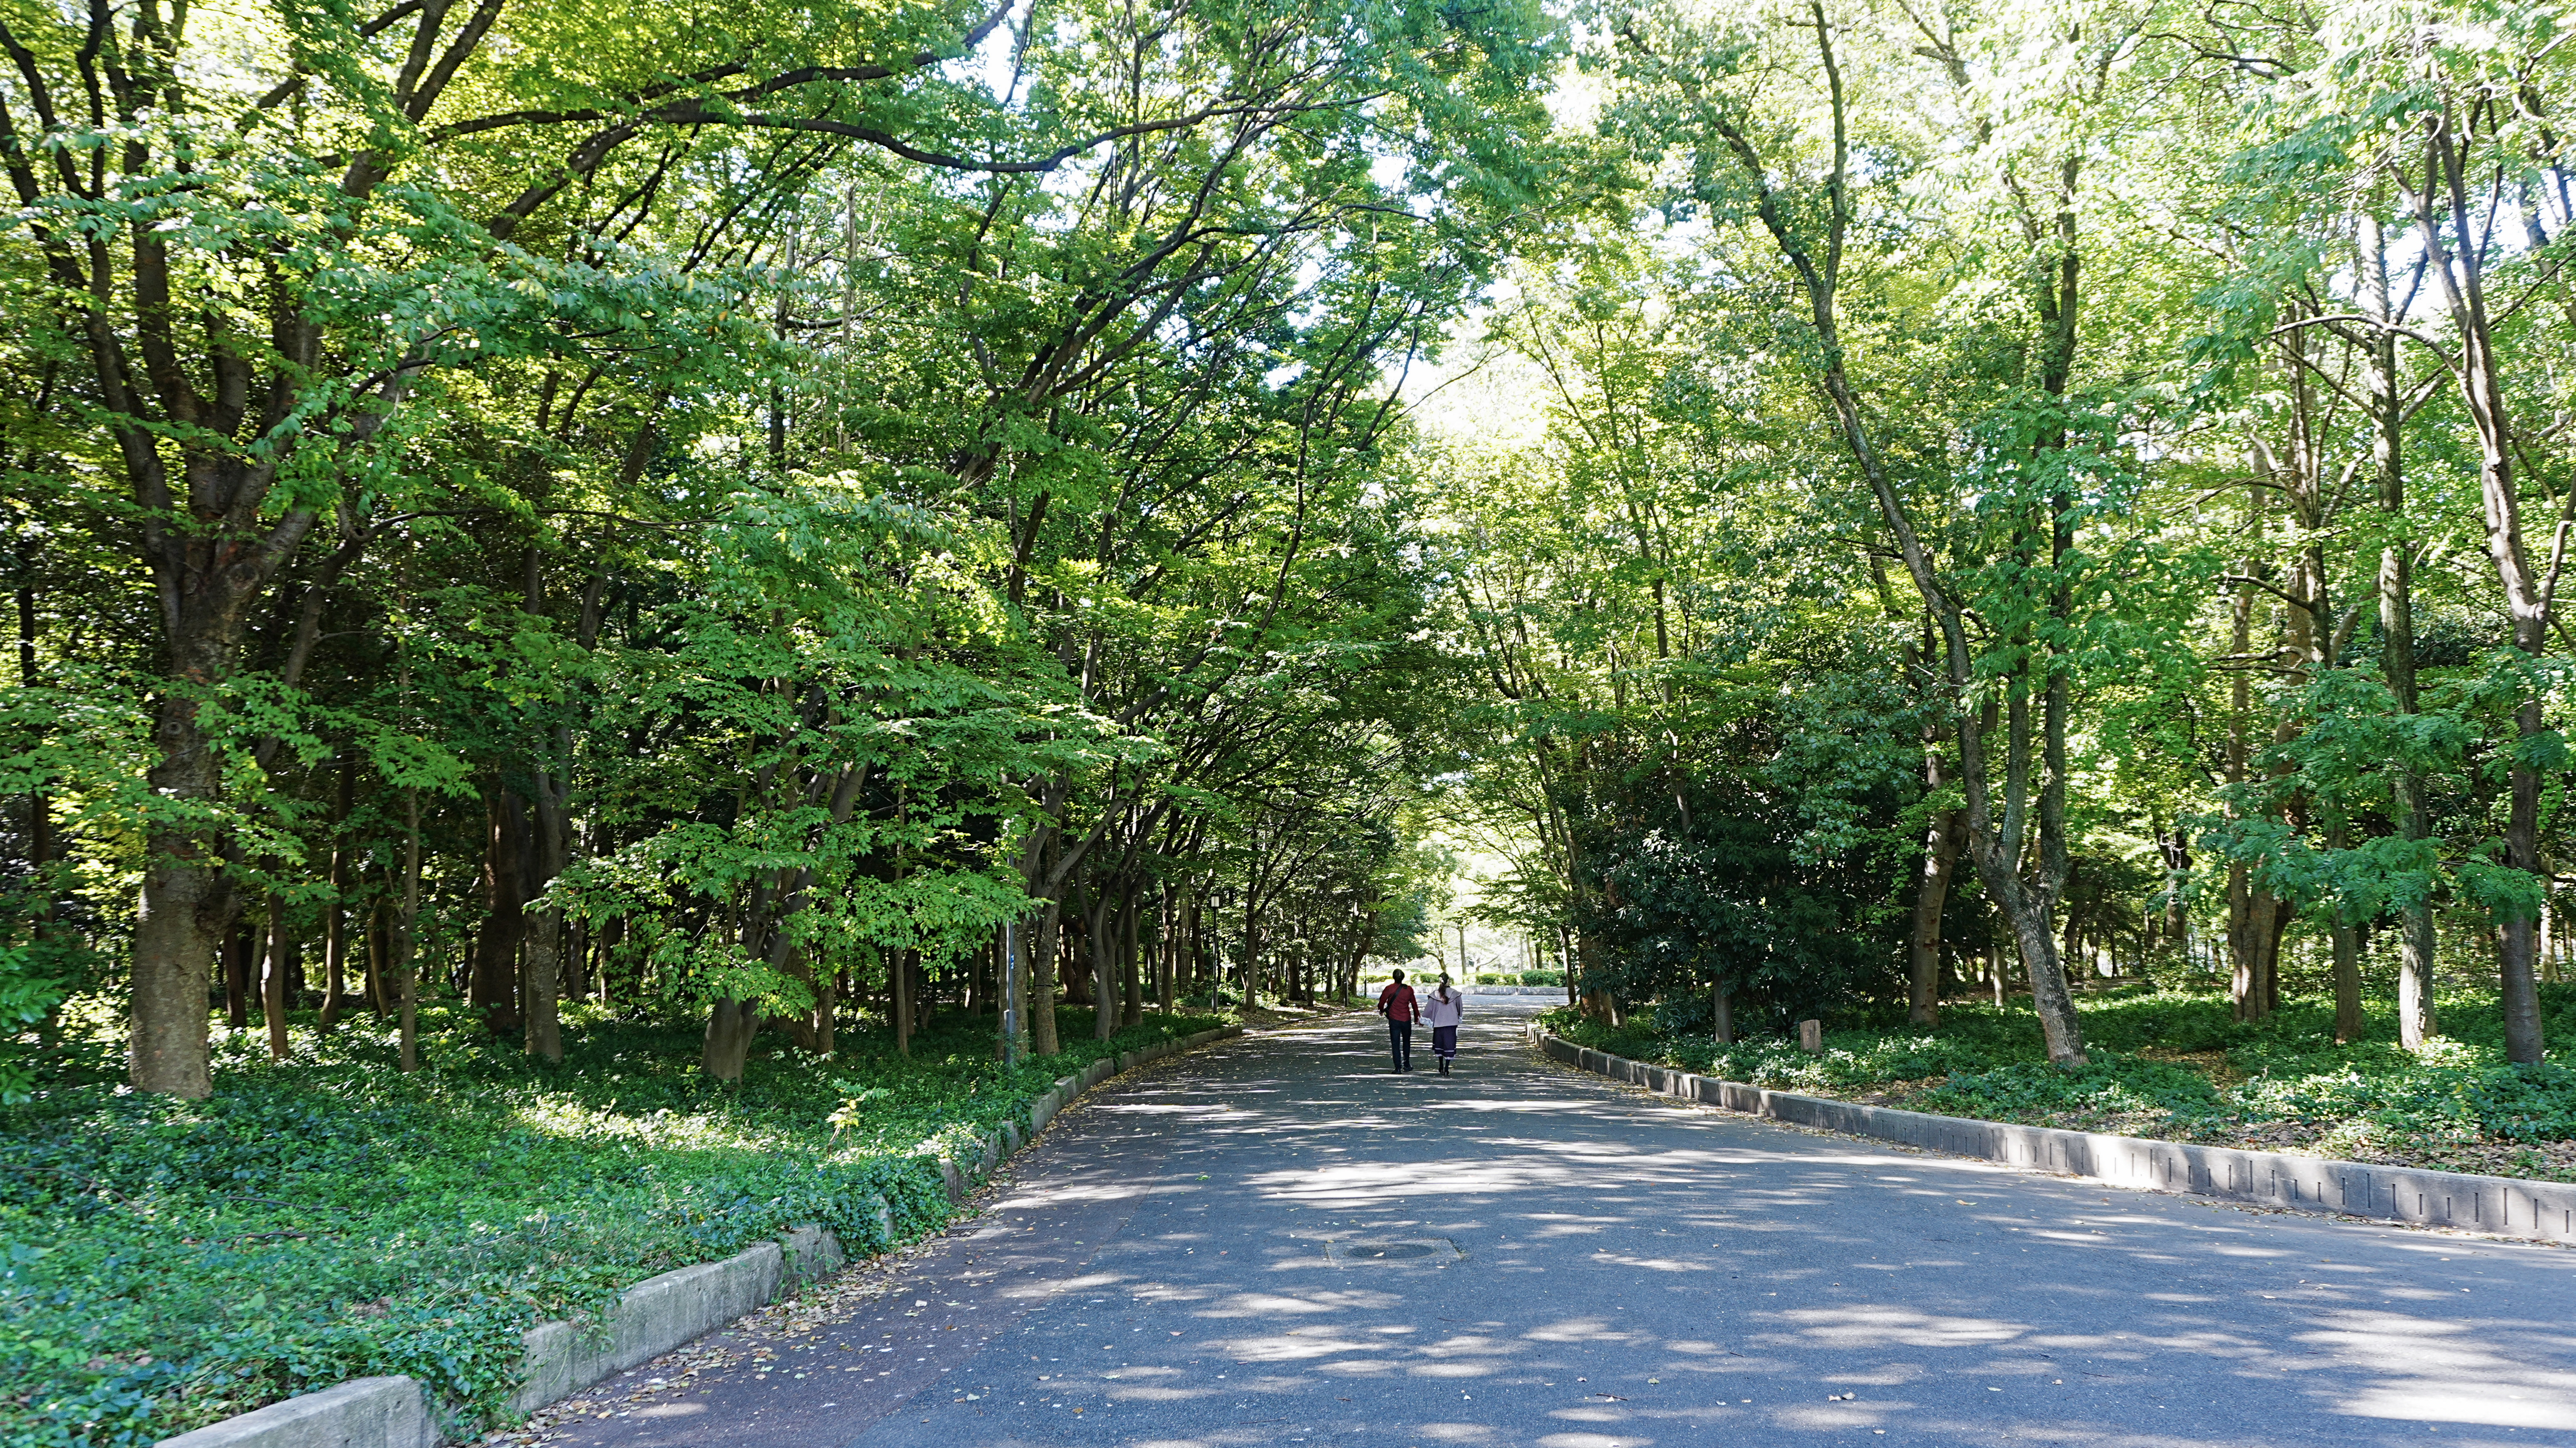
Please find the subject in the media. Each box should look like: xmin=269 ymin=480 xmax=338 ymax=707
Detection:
xmin=1387 ymin=1019 xmax=1412 ymax=1069
xmin=1432 ymin=1024 xmax=1459 ymax=1062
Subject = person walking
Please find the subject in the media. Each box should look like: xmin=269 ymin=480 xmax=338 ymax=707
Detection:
xmin=1420 ymin=973 xmax=1465 ymax=1074
xmin=1377 ymin=970 xmax=1419 ymax=1072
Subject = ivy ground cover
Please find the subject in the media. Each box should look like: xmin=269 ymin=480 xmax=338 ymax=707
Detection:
xmin=1541 ymin=986 xmax=2576 ymax=1184
xmin=0 ymin=1004 xmax=1219 ymax=1448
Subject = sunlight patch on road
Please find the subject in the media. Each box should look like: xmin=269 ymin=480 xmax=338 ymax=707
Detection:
xmin=1221 ymin=1333 xmax=1371 ymax=1361
xmin=992 ymin=1182 xmax=1161 ymax=1208
xmin=1417 ymin=1422 xmax=1509 ymax=1442
xmin=993 ymin=1271 xmax=1128 ymax=1302
xmin=2303 ymin=1312 xmax=2576 ymax=1427
xmin=1523 ymin=1317 xmax=1637 ymax=1344
xmin=1199 ymin=1292 xmax=1354 ymax=1318
xmin=1537 ymin=1427 xmax=1648 ymax=1446
xmin=2333 ymin=1388 xmax=2576 ymax=1428
xmin=1093 ymin=1104 xmax=1247 ymax=1116
xmin=1107 ymin=1384 xmax=1220 ymax=1402
xmin=1246 ymin=1158 xmax=1593 ymax=1203
xmin=1770 ymin=1306 xmax=2026 ymax=1348
xmin=1414 ymin=1360 xmax=1506 ymax=1378
xmin=1590 ymin=1252 xmax=1712 ymax=1272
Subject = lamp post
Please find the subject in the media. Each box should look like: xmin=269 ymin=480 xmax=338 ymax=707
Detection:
xmin=1000 ymin=918 xmax=1024 ymax=1066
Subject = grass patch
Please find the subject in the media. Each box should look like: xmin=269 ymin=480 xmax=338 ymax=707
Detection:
xmin=1540 ymin=985 xmax=2576 ymax=1180
xmin=0 ymin=1001 xmax=1221 ymax=1448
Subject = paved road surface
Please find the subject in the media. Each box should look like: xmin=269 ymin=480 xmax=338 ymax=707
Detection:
xmin=540 ymin=998 xmax=2576 ymax=1448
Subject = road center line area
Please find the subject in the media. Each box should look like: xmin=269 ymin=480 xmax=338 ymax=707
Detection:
xmin=516 ymin=998 xmax=2576 ymax=1448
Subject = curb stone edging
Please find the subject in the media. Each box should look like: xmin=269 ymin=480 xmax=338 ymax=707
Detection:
xmin=155 ymin=1024 xmax=1245 ymax=1448
xmin=1529 ymin=1021 xmax=2576 ymax=1245
xmin=151 ymin=1378 xmax=443 ymax=1448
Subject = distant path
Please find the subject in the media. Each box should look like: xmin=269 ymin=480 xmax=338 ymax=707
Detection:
xmin=534 ymin=998 xmax=2576 ymax=1448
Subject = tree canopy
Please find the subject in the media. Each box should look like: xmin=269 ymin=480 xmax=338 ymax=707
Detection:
xmin=10 ymin=0 xmax=2576 ymax=1102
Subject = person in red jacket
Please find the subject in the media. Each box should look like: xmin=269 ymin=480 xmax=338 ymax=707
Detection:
xmin=1377 ymin=970 xmax=1419 ymax=1073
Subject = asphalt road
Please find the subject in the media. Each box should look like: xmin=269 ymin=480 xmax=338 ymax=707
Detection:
xmin=537 ymin=997 xmax=2576 ymax=1448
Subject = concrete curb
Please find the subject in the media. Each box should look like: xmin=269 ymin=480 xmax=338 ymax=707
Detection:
xmin=156 ymin=1378 xmax=441 ymax=1448
xmin=156 ymin=1023 xmax=1247 ymax=1448
xmin=1530 ymin=1022 xmax=2576 ymax=1245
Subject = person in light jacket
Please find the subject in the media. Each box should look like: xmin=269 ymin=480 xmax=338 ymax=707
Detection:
xmin=1420 ymin=974 xmax=1466 ymax=1075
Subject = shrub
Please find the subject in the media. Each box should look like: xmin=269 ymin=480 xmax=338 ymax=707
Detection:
xmin=1534 ymin=986 xmax=2576 ymax=1169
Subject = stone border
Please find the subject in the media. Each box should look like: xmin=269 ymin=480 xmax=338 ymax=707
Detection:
xmin=156 ymin=1025 xmax=1243 ymax=1448
xmin=1530 ymin=1022 xmax=2576 ymax=1245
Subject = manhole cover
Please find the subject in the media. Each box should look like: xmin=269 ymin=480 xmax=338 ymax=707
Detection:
xmin=1325 ymin=1237 xmax=1464 ymax=1265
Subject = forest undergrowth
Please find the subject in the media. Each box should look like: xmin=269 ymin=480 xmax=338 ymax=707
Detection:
xmin=0 ymin=1004 xmax=1220 ymax=1448
xmin=1541 ymin=987 xmax=2576 ymax=1183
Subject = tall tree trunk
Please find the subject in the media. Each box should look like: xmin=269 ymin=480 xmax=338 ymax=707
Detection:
xmin=596 ymin=917 xmax=624 ymax=1007
xmin=1158 ymin=884 xmax=1178 ymax=1011
xmin=1242 ymin=890 xmax=1262 ymax=1009
xmin=2330 ymin=822 xmax=2366 ymax=1045
xmin=894 ymin=948 xmax=914 ymax=1057
xmin=702 ymin=998 xmax=761 ymax=1080
xmin=132 ymin=654 xmax=232 ymax=1096
xmin=223 ymin=923 xmax=252 ymax=1029
xmin=364 ymin=894 xmax=388 ymax=1019
xmin=473 ymin=788 xmax=528 ymax=1035
xmin=1030 ymin=900 xmax=1062 ymax=1055
xmin=521 ymin=783 xmax=566 ymax=1063
xmin=1908 ymin=799 xmax=1962 ymax=1026
xmin=128 ymin=498 xmax=369 ymax=1093
xmin=2352 ymin=213 xmax=2442 ymax=1049
xmin=394 ymin=791 xmax=424 ymax=1072
xmin=812 ymin=951 xmax=837 ymax=1056
xmin=520 ymin=546 xmax=575 ymax=1064
xmin=1580 ymin=931 xmax=1620 ymax=1025
xmin=2409 ymin=118 xmax=2547 ymax=1061
xmin=1184 ymin=892 xmax=1204 ymax=999
xmin=1091 ymin=886 xmax=1119 ymax=1040
xmin=261 ymin=895 xmax=291 ymax=1062
xmin=2223 ymin=478 xmax=2281 ymax=1024
xmin=15 ymin=554 xmax=50 ymax=943
xmin=1121 ymin=887 xmax=1143 ymax=1027
xmin=319 ymin=757 xmax=356 ymax=1031
xmin=562 ymin=916 xmax=589 ymax=1005
xmin=2157 ymin=823 xmax=2191 ymax=958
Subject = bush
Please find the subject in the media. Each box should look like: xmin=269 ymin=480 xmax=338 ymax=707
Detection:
xmin=1534 ymin=985 xmax=2576 ymax=1172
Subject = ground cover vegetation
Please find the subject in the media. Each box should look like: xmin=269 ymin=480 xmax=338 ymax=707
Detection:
xmin=1541 ymin=986 xmax=2576 ymax=1179
xmin=5 ymin=1000 xmax=1214 ymax=1447
xmin=1434 ymin=0 xmax=2576 ymax=1177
